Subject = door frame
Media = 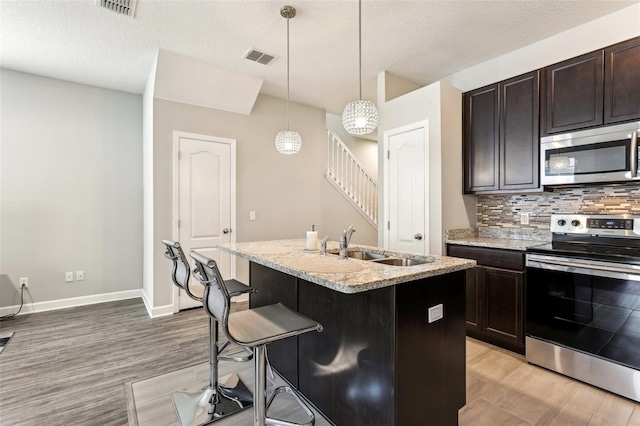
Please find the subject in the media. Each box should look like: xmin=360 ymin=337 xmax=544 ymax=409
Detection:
xmin=172 ymin=131 xmax=237 ymax=313
xmin=382 ymin=120 xmax=429 ymax=251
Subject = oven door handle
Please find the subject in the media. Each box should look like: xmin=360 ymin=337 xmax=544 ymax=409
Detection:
xmin=527 ymin=255 xmax=640 ymax=281
xmin=631 ymin=130 xmax=638 ymax=178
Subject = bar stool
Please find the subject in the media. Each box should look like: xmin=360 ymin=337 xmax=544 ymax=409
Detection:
xmin=162 ymin=239 xmax=254 ymax=425
xmin=190 ymin=250 xmax=323 ymax=426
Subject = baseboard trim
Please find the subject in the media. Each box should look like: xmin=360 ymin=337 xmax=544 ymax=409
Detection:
xmin=141 ymin=290 xmax=174 ymax=318
xmin=0 ymin=289 xmax=143 ymax=318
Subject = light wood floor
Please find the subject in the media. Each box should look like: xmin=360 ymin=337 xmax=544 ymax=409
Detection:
xmin=462 ymin=338 xmax=640 ymax=425
xmin=1 ymin=298 xmax=639 ymax=425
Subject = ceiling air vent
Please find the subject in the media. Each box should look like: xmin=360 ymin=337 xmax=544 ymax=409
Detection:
xmin=243 ymin=48 xmax=276 ymax=65
xmin=96 ymin=0 xmax=137 ymax=18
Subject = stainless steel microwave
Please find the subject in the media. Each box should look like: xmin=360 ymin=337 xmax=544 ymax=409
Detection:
xmin=540 ymin=122 xmax=640 ymax=186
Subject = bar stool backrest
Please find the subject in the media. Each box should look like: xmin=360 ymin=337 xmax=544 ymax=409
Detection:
xmin=190 ymin=250 xmax=231 ymax=330
xmin=161 ymin=239 xmax=201 ymax=302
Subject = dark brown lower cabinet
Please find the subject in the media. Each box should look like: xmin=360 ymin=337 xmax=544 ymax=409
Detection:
xmin=465 ymin=266 xmax=483 ymax=333
xmin=447 ymin=244 xmax=525 ymax=354
xmin=249 ymin=261 xmax=467 ymax=425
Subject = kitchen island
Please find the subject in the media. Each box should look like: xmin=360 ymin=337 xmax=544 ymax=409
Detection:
xmin=218 ymin=240 xmax=476 ymax=425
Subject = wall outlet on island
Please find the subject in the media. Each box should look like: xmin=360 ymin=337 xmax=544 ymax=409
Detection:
xmin=520 ymin=212 xmax=530 ymax=225
xmin=428 ymin=304 xmax=444 ymax=323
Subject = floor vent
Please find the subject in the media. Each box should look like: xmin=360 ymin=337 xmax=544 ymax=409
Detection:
xmin=96 ymin=0 xmax=137 ymax=18
xmin=243 ymin=48 xmax=276 ymax=65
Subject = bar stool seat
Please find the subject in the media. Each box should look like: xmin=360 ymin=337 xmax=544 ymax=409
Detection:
xmin=190 ymin=250 xmax=323 ymax=426
xmin=162 ymin=239 xmax=254 ymax=425
xmin=228 ymin=303 xmax=320 ymax=346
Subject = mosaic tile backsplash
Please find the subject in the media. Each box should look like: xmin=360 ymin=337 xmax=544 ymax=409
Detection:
xmin=477 ymin=183 xmax=640 ymax=230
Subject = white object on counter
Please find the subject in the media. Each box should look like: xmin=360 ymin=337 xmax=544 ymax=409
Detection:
xmin=306 ymin=225 xmax=318 ymax=250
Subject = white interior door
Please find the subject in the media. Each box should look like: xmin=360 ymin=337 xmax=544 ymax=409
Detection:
xmin=175 ymin=132 xmax=235 ymax=310
xmin=384 ymin=121 xmax=429 ymax=254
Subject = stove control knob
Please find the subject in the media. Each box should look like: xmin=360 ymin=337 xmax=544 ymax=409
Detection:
xmin=571 ymin=219 xmax=581 ymax=227
xmin=557 ymin=219 xmax=566 ymax=226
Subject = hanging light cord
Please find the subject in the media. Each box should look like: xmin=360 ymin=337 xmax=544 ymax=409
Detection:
xmin=286 ymin=14 xmax=291 ymax=130
xmin=358 ymin=0 xmax=362 ymax=101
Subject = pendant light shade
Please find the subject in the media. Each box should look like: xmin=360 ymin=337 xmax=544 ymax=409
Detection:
xmin=342 ymin=99 xmax=378 ymax=135
xmin=275 ymin=130 xmax=302 ymax=154
xmin=275 ymin=6 xmax=301 ymax=154
xmin=342 ymin=0 xmax=378 ymax=136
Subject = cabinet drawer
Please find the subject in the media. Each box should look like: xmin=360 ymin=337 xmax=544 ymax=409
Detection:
xmin=447 ymin=244 xmax=524 ymax=270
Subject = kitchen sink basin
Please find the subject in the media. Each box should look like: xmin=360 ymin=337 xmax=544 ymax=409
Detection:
xmin=328 ymin=249 xmax=388 ymax=260
xmin=371 ymin=257 xmax=429 ymax=266
xmin=346 ymin=250 xmax=388 ymax=260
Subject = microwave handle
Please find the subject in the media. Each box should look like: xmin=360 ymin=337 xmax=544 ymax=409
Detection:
xmin=632 ymin=130 xmax=638 ymax=177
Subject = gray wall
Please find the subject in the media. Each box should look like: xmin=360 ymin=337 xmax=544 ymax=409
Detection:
xmin=150 ymin=95 xmax=376 ymax=309
xmin=0 ymin=69 xmax=143 ymax=308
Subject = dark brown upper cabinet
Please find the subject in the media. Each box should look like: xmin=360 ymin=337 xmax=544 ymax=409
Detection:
xmin=604 ymin=37 xmax=640 ymax=124
xmin=463 ymin=85 xmax=499 ymax=193
xmin=542 ymin=36 xmax=640 ymax=135
xmin=542 ymin=51 xmax=603 ymax=135
xmin=464 ymin=71 xmax=540 ymax=194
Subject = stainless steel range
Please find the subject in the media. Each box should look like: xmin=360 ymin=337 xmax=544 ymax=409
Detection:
xmin=526 ymin=214 xmax=640 ymax=402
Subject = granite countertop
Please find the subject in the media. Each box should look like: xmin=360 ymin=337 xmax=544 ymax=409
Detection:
xmin=445 ymin=228 xmax=551 ymax=251
xmin=218 ymin=239 xmax=476 ymax=294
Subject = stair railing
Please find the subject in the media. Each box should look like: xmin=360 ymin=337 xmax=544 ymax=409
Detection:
xmin=325 ymin=128 xmax=378 ymax=229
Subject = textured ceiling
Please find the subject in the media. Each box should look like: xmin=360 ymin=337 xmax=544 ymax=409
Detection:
xmin=1 ymin=0 xmax=637 ymax=115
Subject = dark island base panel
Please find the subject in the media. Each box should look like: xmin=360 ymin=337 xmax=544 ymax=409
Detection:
xmin=250 ymin=262 xmax=466 ymax=426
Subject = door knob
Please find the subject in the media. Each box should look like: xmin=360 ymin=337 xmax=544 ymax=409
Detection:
xmin=223 ymin=228 xmax=231 ymax=234
xmin=414 ymin=233 xmax=423 ymax=240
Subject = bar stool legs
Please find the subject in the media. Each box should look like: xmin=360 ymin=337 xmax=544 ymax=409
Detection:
xmin=171 ymin=317 xmax=252 ymax=426
xmin=250 ymin=345 xmax=315 ymax=426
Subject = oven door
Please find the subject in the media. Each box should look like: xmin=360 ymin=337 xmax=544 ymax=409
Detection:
xmin=540 ymin=124 xmax=639 ymax=185
xmin=526 ymin=254 xmax=640 ymax=370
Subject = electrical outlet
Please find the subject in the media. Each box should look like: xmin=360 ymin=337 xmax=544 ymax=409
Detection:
xmin=520 ymin=212 xmax=530 ymax=225
xmin=249 ymin=211 xmax=256 ymax=221
xmin=65 ymin=272 xmax=74 ymax=282
xmin=19 ymin=277 xmax=29 ymax=288
xmin=76 ymin=271 xmax=84 ymax=281
xmin=428 ymin=304 xmax=444 ymax=323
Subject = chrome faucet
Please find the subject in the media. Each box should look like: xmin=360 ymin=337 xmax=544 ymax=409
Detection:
xmin=320 ymin=236 xmax=331 ymax=255
xmin=339 ymin=225 xmax=356 ymax=259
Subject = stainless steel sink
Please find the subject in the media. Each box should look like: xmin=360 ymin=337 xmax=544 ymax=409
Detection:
xmin=371 ymin=257 xmax=429 ymax=266
xmin=328 ymin=249 xmax=388 ymax=260
xmin=346 ymin=251 xmax=388 ymax=260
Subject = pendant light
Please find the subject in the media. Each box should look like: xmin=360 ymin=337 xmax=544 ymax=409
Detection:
xmin=275 ymin=6 xmax=302 ymax=154
xmin=342 ymin=0 xmax=378 ymax=135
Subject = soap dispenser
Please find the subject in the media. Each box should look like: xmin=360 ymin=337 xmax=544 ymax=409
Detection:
xmin=306 ymin=225 xmax=318 ymax=250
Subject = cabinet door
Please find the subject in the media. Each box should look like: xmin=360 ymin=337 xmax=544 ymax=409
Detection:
xmin=482 ymin=267 xmax=523 ymax=348
xmin=465 ymin=266 xmax=483 ymax=333
xmin=543 ymin=50 xmax=604 ymax=135
xmin=463 ymin=84 xmax=499 ymax=193
xmin=500 ymin=71 xmax=540 ymax=191
xmin=604 ymin=36 xmax=640 ymax=124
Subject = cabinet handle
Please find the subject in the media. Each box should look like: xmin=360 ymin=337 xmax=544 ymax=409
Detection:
xmin=414 ymin=233 xmax=423 ymax=240
xmin=223 ymin=228 xmax=231 ymax=234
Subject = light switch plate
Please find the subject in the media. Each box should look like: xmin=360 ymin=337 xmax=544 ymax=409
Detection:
xmin=521 ymin=212 xmax=530 ymax=225
xmin=428 ymin=304 xmax=444 ymax=323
